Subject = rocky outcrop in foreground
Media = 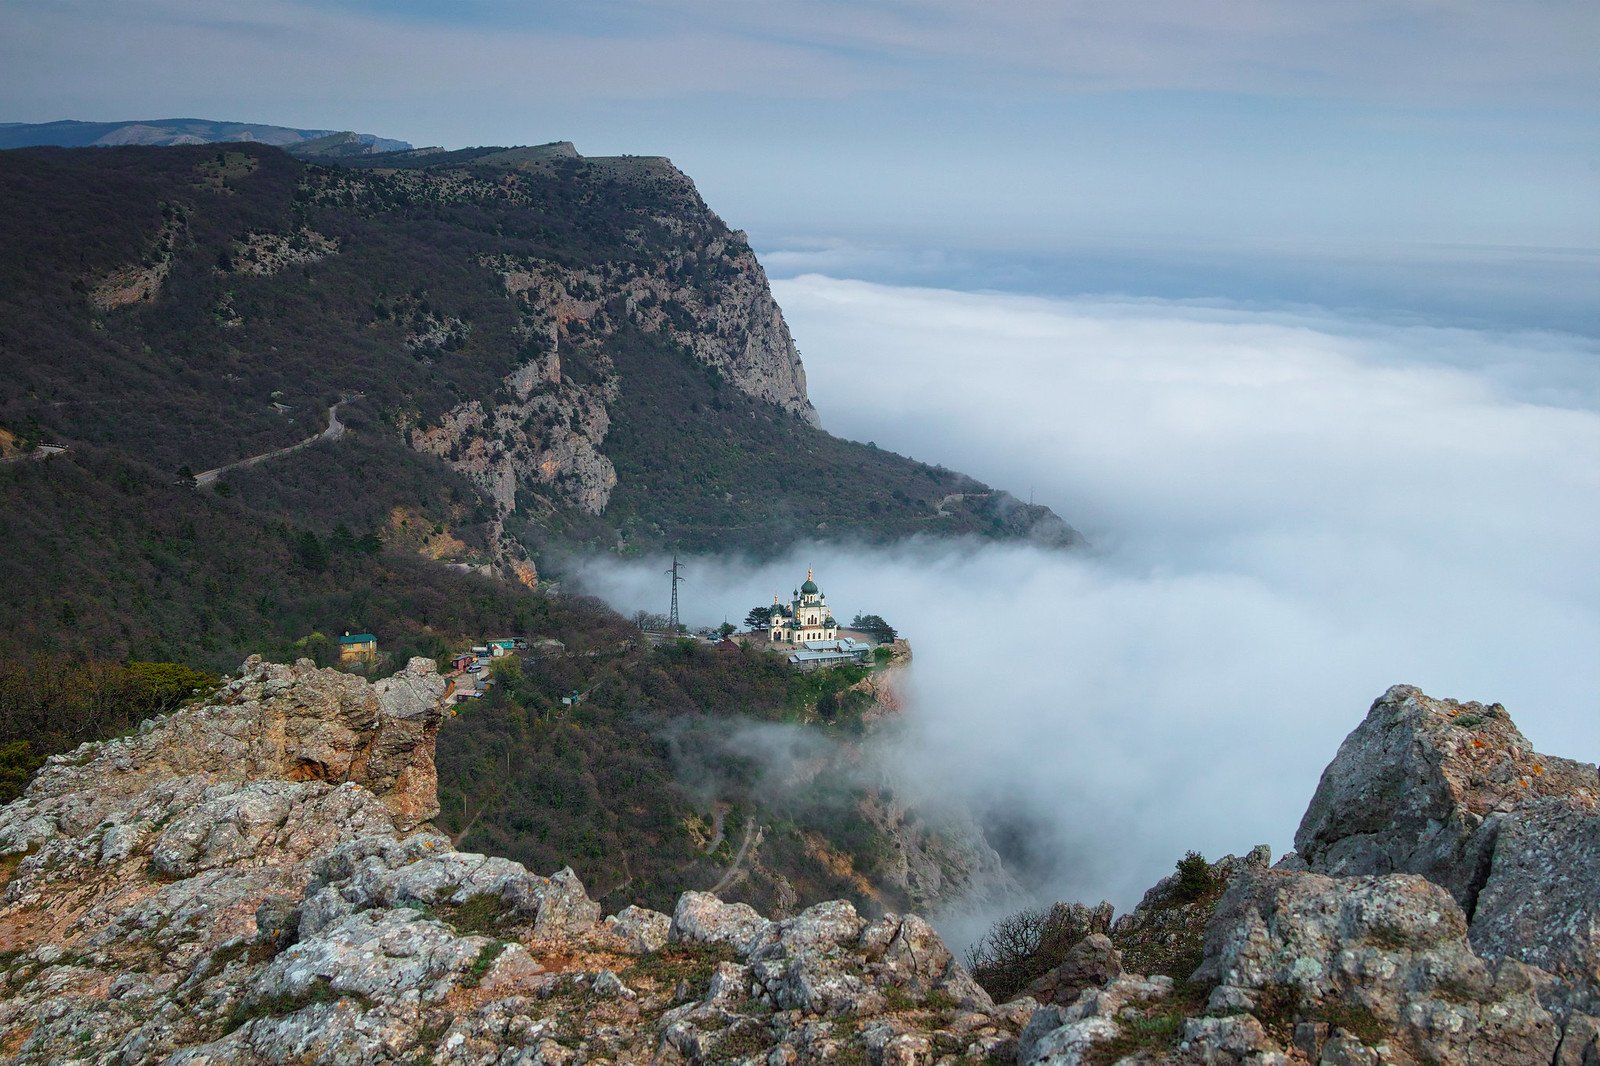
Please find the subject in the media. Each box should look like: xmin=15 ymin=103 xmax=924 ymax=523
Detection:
xmin=0 ymin=658 xmax=1016 ymax=1063
xmin=1 ymin=669 xmax=1594 ymax=1064
xmin=1020 ymin=685 xmax=1600 ymax=1065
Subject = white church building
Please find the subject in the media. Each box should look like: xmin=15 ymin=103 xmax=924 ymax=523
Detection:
xmin=767 ymin=568 xmax=838 ymax=644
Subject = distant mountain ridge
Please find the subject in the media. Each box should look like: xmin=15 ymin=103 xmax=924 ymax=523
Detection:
xmin=0 ymin=117 xmax=411 ymax=155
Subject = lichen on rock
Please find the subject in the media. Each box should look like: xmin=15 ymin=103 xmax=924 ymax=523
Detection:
xmin=1294 ymin=684 xmax=1600 ymax=1017
xmin=0 ymin=657 xmax=1020 ymax=1064
xmin=3 ymin=662 xmax=1593 ymax=1064
xmin=1010 ymin=686 xmax=1599 ymax=1065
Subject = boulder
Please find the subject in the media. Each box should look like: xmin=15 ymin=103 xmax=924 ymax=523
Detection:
xmin=1196 ymin=867 xmax=1561 ymax=1065
xmin=1555 ymin=1013 xmax=1600 ymax=1066
xmin=1024 ymin=932 xmax=1123 ymax=1006
xmin=1178 ymin=1014 xmax=1289 ymax=1064
xmin=668 ymin=890 xmax=772 ymax=956
xmin=0 ymin=656 xmax=448 ymax=849
xmin=1468 ymin=797 xmax=1600 ymax=1015
xmin=532 ymin=866 xmax=601 ymax=938
xmin=1294 ymin=684 xmax=1600 ymax=1017
xmin=606 ymin=904 xmax=671 ymax=953
xmin=1017 ymin=974 xmax=1174 ymax=1065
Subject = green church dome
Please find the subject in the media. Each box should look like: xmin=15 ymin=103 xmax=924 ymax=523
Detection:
xmin=801 ymin=578 xmax=818 ymax=594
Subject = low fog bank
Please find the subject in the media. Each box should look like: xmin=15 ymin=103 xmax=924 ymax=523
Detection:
xmin=759 ymin=238 xmax=1600 ymax=340
xmin=774 ymin=278 xmax=1599 ymax=751
xmin=571 ymin=279 xmax=1599 ymax=938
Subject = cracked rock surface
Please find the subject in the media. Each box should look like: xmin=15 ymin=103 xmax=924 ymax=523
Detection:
xmin=2 ymin=663 xmax=1594 ymax=1065
xmin=1014 ymin=686 xmax=1599 ymax=1066
xmin=0 ymin=657 xmax=1020 ymax=1064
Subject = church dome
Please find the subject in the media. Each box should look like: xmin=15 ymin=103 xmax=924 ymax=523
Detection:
xmin=801 ymin=578 xmax=818 ymax=594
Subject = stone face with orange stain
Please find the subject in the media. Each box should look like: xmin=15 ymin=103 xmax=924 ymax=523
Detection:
xmin=87 ymin=210 xmax=186 ymax=311
xmin=511 ymin=558 xmax=539 ymax=589
xmin=0 ymin=657 xmax=1021 ymax=1063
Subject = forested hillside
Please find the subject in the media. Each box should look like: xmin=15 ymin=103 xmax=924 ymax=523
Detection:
xmin=433 ymin=638 xmax=978 ymax=918
xmin=0 ymin=141 xmax=1073 ymax=663
xmin=0 ymin=139 xmax=1061 ymax=917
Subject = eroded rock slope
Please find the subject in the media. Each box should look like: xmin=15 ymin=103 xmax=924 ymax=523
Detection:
xmin=2 ymin=667 xmax=1593 ymax=1065
xmin=0 ymin=658 xmax=1021 ymax=1064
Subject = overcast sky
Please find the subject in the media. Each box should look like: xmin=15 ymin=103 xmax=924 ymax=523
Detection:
xmin=3 ymin=0 xmax=1597 ymax=295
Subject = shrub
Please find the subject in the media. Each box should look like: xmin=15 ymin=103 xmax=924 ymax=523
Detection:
xmin=0 ymin=741 xmax=45 ymax=805
xmin=1174 ymin=851 xmax=1216 ymax=903
xmin=965 ymin=903 xmax=1104 ymax=1002
xmin=461 ymin=940 xmax=507 ymax=988
xmin=441 ymin=892 xmax=513 ymax=935
xmin=850 ymin=613 xmax=897 ymax=644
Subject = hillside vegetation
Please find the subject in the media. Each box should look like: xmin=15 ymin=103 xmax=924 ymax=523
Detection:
xmin=436 ymin=638 xmax=913 ymax=917
xmin=0 ymin=143 xmax=1073 ymax=570
xmin=0 ymin=139 xmax=1062 ymax=920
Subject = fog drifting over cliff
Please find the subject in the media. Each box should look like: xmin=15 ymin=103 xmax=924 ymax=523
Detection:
xmin=574 ymin=277 xmax=1600 ymax=930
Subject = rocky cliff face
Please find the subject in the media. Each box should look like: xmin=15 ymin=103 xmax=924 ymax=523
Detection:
xmin=0 ymin=658 xmax=1021 ymax=1063
xmin=1 ymin=143 xmax=1080 ymax=650
xmin=404 ymin=150 xmax=817 ymax=576
xmin=3 ymin=669 xmax=1592 ymax=1064
xmin=689 ymin=643 xmax=1020 ymax=925
xmin=1292 ymin=685 xmax=1599 ymax=1016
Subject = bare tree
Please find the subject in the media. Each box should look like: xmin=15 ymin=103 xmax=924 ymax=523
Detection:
xmin=964 ymin=903 xmax=1105 ymax=1002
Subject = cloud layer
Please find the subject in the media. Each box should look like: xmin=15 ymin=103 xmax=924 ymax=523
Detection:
xmin=8 ymin=0 xmax=1593 ymax=108
xmin=574 ymin=278 xmax=1599 ymax=931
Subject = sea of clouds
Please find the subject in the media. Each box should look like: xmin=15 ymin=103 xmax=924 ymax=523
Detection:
xmin=572 ymin=274 xmax=1599 ymax=940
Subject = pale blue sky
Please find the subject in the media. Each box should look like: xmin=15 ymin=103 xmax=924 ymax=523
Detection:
xmin=3 ymin=0 xmax=1596 ymax=323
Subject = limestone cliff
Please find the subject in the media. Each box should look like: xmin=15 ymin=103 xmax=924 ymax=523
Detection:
xmin=402 ymin=149 xmax=817 ymax=577
xmin=2 ymin=142 xmax=1081 ymax=642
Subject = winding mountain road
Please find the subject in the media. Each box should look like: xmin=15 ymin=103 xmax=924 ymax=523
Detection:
xmin=708 ymin=816 xmax=760 ymax=895
xmin=193 ymin=399 xmax=349 ymax=487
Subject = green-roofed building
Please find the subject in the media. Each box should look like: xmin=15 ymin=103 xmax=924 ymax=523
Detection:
xmin=768 ymin=568 xmax=839 ymax=645
xmin=338 ymin=631 xmax=377 ymax=664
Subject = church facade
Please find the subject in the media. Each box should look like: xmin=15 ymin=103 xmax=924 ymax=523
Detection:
xmin=767 ymin=568 xmax=838 ymax=644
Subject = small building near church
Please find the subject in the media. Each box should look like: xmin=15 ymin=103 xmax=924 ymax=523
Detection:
xmin=338 ymin=631 xmax=378 ymax=665
xmin=767 ymin=568 xmax=839 ymax=645
xmin=787 ymin=637 xmax=873 ymax=672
